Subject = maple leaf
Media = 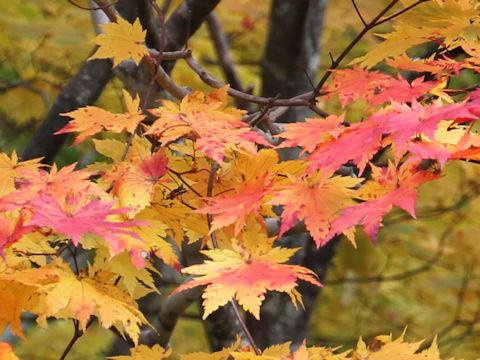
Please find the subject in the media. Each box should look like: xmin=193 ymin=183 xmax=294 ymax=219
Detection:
xmin=170 ymin=245 xmax=321 ymax=319
xmin=372 ymin=99 xmax=479 ymax=158
xmin=353 ymin=330 xmax=442 ymax=360
xmin=326 ymin=162 xmax=440 ymax=246
xmin=37 ymin=260 xmax=149 ymax=345
xmin=368 ymin=74 xmax=437 ymax=108
xmin=0 ymin=150 xmax=43 ymax=197
xmin=89 ymin=17 xmax=149 ymax=67
xmin=26 ymin=191 xmax=147 ymax=255
xmin=0 ymin=163 xmax=105 ymax=211
xmin=386 ymin=53 xmax=466 ymax=79
xmin=56 ymin=90 xmax=145 ymax=146
xmin=305 ymin=119 xmax=384 ymax=177
xmin=274 ymin=114 xmax=344 ymax=154
xmin=0 ymin=212 xmax=34 ymax=256
xmin=269 ymin=173 xmax=363 ymax=247
xmin=181 ymin=336 xmax=241 ymax=360
xmin=108 ymin=344 xmax=172 ymax=360
xmin=195 ymin=174 xmax=274 ymax=235
xmin=230 ymin=340 xmax=348 ymax=360
xmin=145 ymin=86 xmax=271 ymax=164
xmin=0 ymin=267 xmax=59 ymax=339
xmin=324 ymin=65 xmax=392 ymax=107
xmin=353 ymin=0 xmax=480 ymax=68
xmin=104 ymin=149 xmax=170 ymax=215
xmin=0 ymin=343 xmax=20 ymax=360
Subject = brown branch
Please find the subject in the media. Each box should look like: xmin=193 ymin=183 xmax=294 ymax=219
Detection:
xmin=91 ymin=0 xmax=118 ymax=23
xmin=184 ymin=52 xmax=322 ymax=107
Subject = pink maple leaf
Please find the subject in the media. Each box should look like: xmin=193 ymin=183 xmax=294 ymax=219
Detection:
xmin=27 ymin=192 xmax=147 ymax=255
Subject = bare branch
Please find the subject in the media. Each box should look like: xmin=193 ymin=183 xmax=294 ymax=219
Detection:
xmin=206 ymin=12 xmax=251 ymax=110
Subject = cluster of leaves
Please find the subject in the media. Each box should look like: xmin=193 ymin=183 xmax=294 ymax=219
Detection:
xmin=1 ymin=0 xmax=480 ymax=358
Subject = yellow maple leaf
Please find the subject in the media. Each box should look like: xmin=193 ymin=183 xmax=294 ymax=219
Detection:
xmin=0 ymin=267 xmax=59 ymax=339
xmin=108 ymin=344 xmax=172 ymax=360
xmin=170 ymin=242 xmax=321 ymax=319
xmin=89 ymin=17 xmax=149 ymax=67
xmin=352 ymin=330 xmax=442 ymax=360
xmin=181 ymin=336 xmax=241 ymax=360
xmin=0 ymin=150 xmax=43 ymax=198
xmin=37 ymin=260 xmax=150 ymax=345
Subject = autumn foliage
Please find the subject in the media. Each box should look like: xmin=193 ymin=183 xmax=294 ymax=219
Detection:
xmin=1 ymin=0 xmax=480 ymax=359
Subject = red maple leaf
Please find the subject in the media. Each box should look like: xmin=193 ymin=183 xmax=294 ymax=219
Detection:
xmin=324 ymin=65 xmax=391 ymax=107
xmin=325 ymin=162 xmax=440 ymax=245
xmin=368 ymin=75 xmax=437 ymax=108
xmin=371 ymin=99 xmax=479 ymax=158
xmin=306 ymin=119 xmax=384 ymax=177
xmin=26 ymin=191 xmax=147 ymax=254
xmin=0 ymin=211 xmax=34 ymax=256
xmin=274 ymin=114 xmax=344 ymax=154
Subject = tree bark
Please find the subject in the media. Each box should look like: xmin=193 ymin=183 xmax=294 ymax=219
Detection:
xmin=262 ymin=0 xmax=328 ymax=124
xmin=246 ymin=0 xmax=331 ymax=350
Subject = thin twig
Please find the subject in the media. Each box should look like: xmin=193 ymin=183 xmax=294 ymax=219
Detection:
xmin=351 ymin=0 xmax=367 ymax=26
xmin=325 ymin=219 xmax=455 ymax=285
xmin=206 ymin=12 xmax=251 ymax=110
xmin=313 ymin=0 xmax=400 ymax=97
xmin=68 ymin=0 xmax=117 ymax=11
xmin=59 ymin=316 xmax=97 ymax=360
xmin=375 ymin=0 xmax=429 ymax=27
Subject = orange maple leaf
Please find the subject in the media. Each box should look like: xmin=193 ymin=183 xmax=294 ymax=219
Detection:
xmin=0 ymin=150 xmax=43 ymax=198
xmin=170 ymin=245 xmax=321 ymax=319
xmin=0 ymin=343 xmax=20 ymax=360
xmin=269 ymin=173 xmax=363 ymax=247
xmin=0 ymin=163 xmax=105 ymax=211
xmin=88 ymin=17 xmax=149 ymax=67
xmin=145 ymin=86 xmax=271 ymax=164
xmin=0 ymin=267 xmax=59 ymax=339
xmin=195 ymin=174 xmax=274 ymax=235
xmin=56 ymin=90 xmax=145 ymax=146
